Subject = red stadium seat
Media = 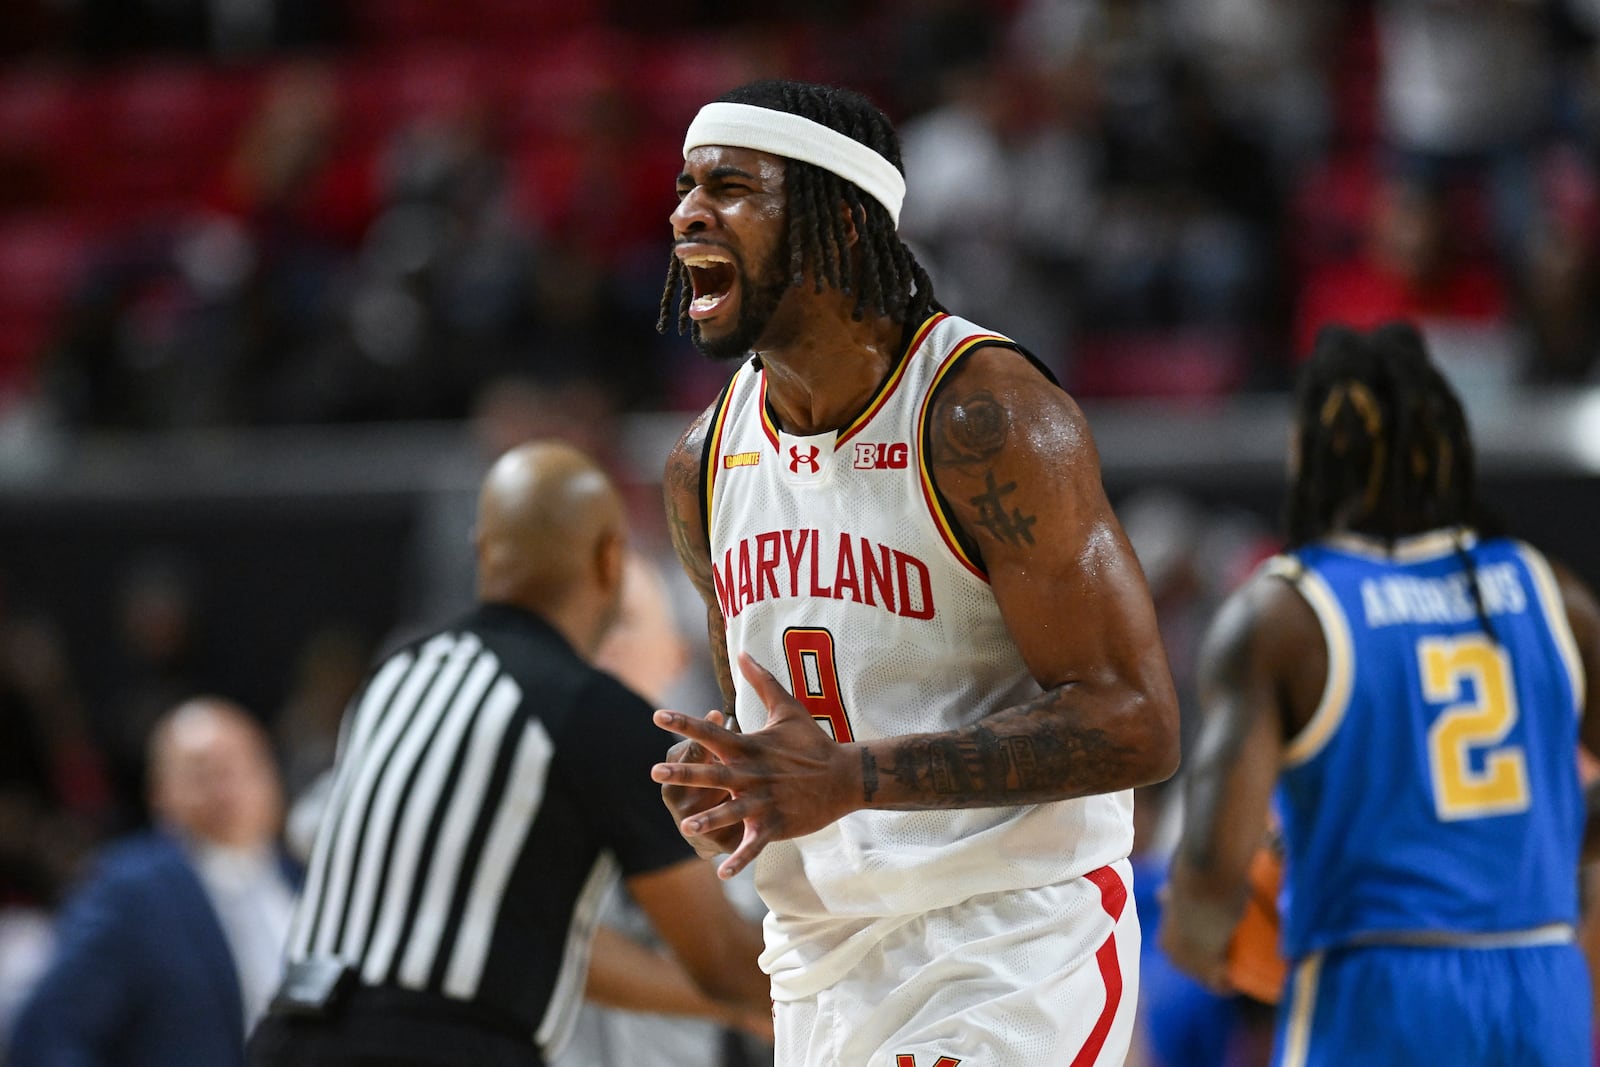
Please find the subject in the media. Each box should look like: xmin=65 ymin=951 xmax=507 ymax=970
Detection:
xmin=0 ymin=214 xmax=95 ymax=394
xmin=0 ymin=67 xmax=96 ymax=215
xmin=1070 ymin=328 xmax=1250 ymax=401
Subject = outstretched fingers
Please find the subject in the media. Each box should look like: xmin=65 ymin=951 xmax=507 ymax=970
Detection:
xmin=655 ymin=708 xmax=742 ymax=755
xmin=737 ymin=652 xmax=803 ymax=720
xmin=718 ymin=819 xmax=772 ymax=880
xmin=653 ymin=709 xmax=747 ymax=791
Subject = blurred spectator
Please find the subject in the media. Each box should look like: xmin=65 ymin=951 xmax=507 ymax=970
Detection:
xmin=71 ymin=0 xmax=347 ymax=61
xmin=1373 ymin=0 xmax=1553 ymax=273
xmin=41 ymin=65 xmax=376 ymax=430
xmin=0 ymin=612 xmax=111 ymax=907
xmin=271 ymin=624 xmax=371 ymax=801
xmin=10 ymin=697 xmax=298 ymax=1067
xmin=98 ymin=552 xmax=215 ymax=826
xmin=1167 ymin=0 xmax=1335 ymax=176
xmin=12 ymin=0 xmax=1600 ymax=424
xmin=899 ymin=51 xmax=1099 ymax=376
xmin=1292 ymin=176 xmax=1516 ymax=400
xmin=1518 ymin=143 xmax=1600 ymax=384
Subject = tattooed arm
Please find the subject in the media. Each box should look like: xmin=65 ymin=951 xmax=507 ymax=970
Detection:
xmin=659 ymin=403 xmax=747 ymax=859
xmin=663 ymin=403 xmax=737 ymax=718
xmin=653 ymin=349 xmax=1180 ymax=878
xmin=855 ymin=345 xmax=1180 ymax=807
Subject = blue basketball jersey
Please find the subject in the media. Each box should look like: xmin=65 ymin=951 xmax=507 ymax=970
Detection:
xmin=1272 ymin=528 xmax=1585 ymax=960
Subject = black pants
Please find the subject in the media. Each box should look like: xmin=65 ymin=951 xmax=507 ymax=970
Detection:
xmin=248 ymin=998 xmax=545 ymax=1067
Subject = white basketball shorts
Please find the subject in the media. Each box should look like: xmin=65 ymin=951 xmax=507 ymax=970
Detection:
xmin=771 ymin=860 xmax=1140 ymax=1067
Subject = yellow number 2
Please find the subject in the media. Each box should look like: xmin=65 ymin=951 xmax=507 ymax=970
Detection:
xmin=1420 ymin=634 xmax=1531 ymax=821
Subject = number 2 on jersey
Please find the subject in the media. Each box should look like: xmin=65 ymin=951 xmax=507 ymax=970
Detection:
xmin=1419 ymin=633 xmax=1530 ymax=821
xmin=782 ymin=627 xmax=854 ymax=742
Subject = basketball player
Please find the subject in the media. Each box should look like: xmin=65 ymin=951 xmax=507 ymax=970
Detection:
xmin=650 ymin=80 xmax=1181 ymax=1066
xmin=1159 ymin=322 xmax=1600 ymax=1065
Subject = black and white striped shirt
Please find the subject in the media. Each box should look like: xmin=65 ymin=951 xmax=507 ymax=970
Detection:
xmin=283 ymin=603 xmax=693 ymax=1059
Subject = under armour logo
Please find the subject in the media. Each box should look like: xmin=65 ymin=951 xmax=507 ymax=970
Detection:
xmin=788 ymin=445 xmax=821 ymax=474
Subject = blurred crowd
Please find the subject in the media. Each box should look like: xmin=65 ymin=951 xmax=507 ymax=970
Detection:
xmin=2 ymin=0 xmax=1600 ymax=432
xmin=5 ymin=0 xmax=1600 ymax=1065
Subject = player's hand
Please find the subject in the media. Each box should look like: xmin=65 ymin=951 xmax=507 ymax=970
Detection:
xmin=1155 ymin=886 xmax=1235 ymax=995
xmin=653 ymin=652 xmax=860 ymax=880
xmin=659 ymin=710 xmax=745 ymax=859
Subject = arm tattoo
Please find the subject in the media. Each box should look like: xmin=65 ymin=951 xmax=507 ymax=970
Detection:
xmin=706 ymin=611 xmax=738 ymax=724
xmin=931 ymin=389 xmax=1008 ymax=465
xmin=969 ymin=470 xmax=1037 ymax=546
xmin=667 ymin=503 xmax=695 ymax=579
xmin=862 ymin=749 xmax=880 ymax=803
xmin=664 ymin=422 xmax=739 ymax=722
xmin=878 ymin=691 xmax=1142 ymax=807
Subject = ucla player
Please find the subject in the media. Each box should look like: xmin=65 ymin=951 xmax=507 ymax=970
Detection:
xmin=1160 ymin=322 xmax=1600 ymax=1065
xmin=650 ymin=81 xmax=1181 ymax=1066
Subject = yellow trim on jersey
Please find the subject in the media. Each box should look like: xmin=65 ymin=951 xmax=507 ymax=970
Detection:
xmin=1517 ymin=541 xmax=1586 ymax=718
xmin=1280 ymin=952 xmax=1324 ymax=1067
xmin=1323 ymin=526 xmax=1477 ymax=564
xmin=757 ymin=372 xmax=780 ymax=451
xmin=914 ymin=330 xmax=1013 ymax=582
xmin=836 ymin=313 xmax=942 ymax=448
xmin=701 ymin=367 xmax=743 ymax=545
xmin=1282 ymin=565 xmax=1355 ymax=768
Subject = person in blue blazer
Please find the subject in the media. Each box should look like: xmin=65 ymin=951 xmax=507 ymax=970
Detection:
xmin=10 ymin=697 xmax=299 ymax=1067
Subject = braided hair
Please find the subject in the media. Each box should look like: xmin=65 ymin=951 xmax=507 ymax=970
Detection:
xmin=1288 ymin=321 xmax=1495 ymax=637
xmin=657 ymin=80 xmax=937 ymax=336
xmin=1288 ymin=322 xmax=1477 ymax=547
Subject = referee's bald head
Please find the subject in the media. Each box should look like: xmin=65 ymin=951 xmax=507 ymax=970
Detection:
xmin=474 ymin=440 xmax=627 ymax=656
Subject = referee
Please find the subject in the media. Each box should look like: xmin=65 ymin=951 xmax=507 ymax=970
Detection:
xmin=248 ymin=441 xmax=770 ymax=1067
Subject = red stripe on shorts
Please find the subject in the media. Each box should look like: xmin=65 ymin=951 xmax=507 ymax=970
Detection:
xmin=1068 ymin=865 xmax=1128 ymax=1067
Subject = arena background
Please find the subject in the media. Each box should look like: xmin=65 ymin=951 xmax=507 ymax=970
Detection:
xmin=3 ymin=1 xmax=1600 ymax=1064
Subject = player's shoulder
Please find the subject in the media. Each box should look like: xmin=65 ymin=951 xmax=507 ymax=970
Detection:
xmin=665 ymin=398 xmax=718 ymax=480
xmin=664 ymin=367 xmax=752 ymax=504
xmin=928 ymin=331 xmax=1065 ymax=406
xmin=1202 ymin=554 xmax=1322 ymax=675
xmin=923 ymin=334 xmax=1094 ymax=479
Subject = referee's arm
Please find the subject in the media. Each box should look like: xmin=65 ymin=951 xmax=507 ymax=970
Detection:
xmin=625 ymin=858 xmax=769 ymax=1016
xmin=572 ymin=673 xmax=770 ymax=1021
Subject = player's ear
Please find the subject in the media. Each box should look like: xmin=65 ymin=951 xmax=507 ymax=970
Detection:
xmin=838 ymin=201 xmax=859 ymax=247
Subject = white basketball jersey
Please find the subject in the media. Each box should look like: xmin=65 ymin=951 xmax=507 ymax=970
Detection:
xmin=702 ymin=312 xmax=1134 ymax=999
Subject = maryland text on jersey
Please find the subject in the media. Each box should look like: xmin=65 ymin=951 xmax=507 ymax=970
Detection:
xmin=712 ymin=528 xmax=936 ymax=621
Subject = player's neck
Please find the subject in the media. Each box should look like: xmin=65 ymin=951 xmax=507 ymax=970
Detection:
xmin=755 ymin=301 xmax=904 ymax=436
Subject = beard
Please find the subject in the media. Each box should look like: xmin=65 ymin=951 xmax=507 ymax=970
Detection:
xmin=690 ymin=250 xmax=792 ymax=363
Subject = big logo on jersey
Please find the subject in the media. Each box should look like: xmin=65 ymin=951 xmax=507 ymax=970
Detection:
xmin=853 ymin=441 xmax=909 ymax=469
xmin=712 ymin=528 xmax=936 ymax=622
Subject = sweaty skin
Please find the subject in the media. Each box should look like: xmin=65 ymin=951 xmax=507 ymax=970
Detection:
xmin=657 ymin=148 xmax=1179 ymax=879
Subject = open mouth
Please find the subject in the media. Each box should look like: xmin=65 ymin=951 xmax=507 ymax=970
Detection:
xmin=681 ymin=251 xmax=738 ymax=320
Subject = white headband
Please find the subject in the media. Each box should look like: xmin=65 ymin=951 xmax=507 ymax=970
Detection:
xmin=683 ymin=101 xmax=906 ymax=227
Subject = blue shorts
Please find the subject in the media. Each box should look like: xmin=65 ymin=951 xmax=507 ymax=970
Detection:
xmin=1271 ymin=942 xmax=1591 ymax=1066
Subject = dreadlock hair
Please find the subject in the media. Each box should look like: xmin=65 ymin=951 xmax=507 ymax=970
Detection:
xmin=657 ymin=80 xmax=938 ymax=336
xmin=1288 ymin=321 xmax=1496 ymax=639
xmin=1287 ymin=321 xmax=1477 ymax=548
